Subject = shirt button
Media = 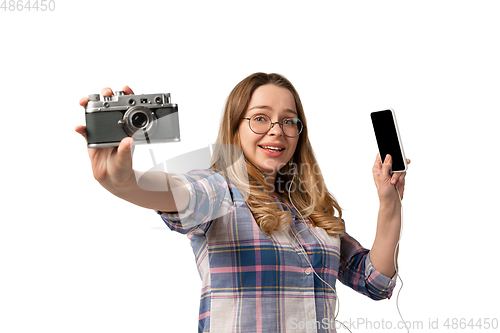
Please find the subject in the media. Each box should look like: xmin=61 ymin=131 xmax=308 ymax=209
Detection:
xmin=308 ymin=311 xmax=315 ymax=319
xmin=305 ymin=268 xmax=312 ymax=275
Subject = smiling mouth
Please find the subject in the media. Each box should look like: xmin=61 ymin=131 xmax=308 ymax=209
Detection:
xmin=259 ymin=145 xmax=285 ymax=152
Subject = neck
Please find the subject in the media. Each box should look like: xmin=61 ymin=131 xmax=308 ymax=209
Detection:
xmin=263 ymin=172 xmax=276 ymax=190
xmin=253 ymin=165 xmax=281 ymax=192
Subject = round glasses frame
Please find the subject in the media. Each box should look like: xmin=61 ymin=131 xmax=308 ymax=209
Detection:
xmin=240 ymin=114 xmax=304 ymax=138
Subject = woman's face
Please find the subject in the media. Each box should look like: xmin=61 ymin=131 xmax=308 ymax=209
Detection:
xmin=238 ymin=84 xmax=300 ymax=181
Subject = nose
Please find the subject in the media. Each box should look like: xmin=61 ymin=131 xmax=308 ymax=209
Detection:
xmin=268 ymin=121 xmax=284 ymax=136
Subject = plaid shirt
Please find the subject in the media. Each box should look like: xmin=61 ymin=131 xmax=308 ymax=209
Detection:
xmin=158 ymin=169 xmax=395 ymax=333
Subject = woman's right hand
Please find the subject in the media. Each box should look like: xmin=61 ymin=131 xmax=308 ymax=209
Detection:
xmin=76 ymin=85 xmax=190 ymax=212
xmin=75 ymin=86 xmax=136 ymax=194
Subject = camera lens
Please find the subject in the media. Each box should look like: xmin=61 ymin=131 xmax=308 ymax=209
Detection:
xmin=122 ymin=106 xmax=157 ymax=137
xmin=131 ymin=112 xmax=148 ymax=128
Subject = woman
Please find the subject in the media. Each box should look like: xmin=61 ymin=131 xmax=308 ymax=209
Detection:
xmin=76 ymin=72 xmax=408 ymax=333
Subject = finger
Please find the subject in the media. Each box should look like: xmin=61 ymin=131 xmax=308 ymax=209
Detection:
xmin=391 ymin=171 xmax=406 ymax=186
xmin=101 ymin=87 xmax=114 ymax=97
xmin=75 ymin=125 xmax=88 ymax=142
xmin=381 ymin=154 xmax=393 ymax=177
xmin=372 ymin=153 xmax=383 ymax=174
xmin=115 ymin=137 xmax=134 ymax=169
xmin=392 ymin=160 xmax=410 ymax=185
xmin=79 ymin=97 xmax=89 ymax=108
xmin=122 ymin=86 xmax=134 ymax=95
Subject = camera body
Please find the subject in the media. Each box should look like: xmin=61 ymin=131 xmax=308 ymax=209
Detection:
xmin=85 ymin=91 xmax=180 ymax=148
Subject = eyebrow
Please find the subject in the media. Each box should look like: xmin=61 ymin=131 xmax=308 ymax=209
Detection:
xmin=248 ymin=105 xmax=298 ymax=115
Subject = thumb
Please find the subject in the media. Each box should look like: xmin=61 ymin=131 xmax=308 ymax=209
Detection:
xmin=115 ymin=137 xmax=134 ymax=169
xmin=75 ymin=125 xmax=89 ymax=143
xmin=381 ymin=154 xmax=393 ymax=177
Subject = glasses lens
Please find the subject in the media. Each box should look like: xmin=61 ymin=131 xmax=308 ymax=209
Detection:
xmin=249 ymin=114 xmax=271 ymax=133
xmin=282 ymin=117 xmax=303 ymax=137
xmin=248 ymin=115 xmax=303 ymax=137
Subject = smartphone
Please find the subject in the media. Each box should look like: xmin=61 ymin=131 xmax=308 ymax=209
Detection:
xmin=370 ymin=109 xmax=407 ymax=173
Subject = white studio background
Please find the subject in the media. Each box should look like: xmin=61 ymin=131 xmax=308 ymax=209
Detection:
xmin=1 ymin=1 xmax=499 ymax=332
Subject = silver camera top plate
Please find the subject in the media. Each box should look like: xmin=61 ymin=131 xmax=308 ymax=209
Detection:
xmin=85 ymin=92 xmax=175 ymax=113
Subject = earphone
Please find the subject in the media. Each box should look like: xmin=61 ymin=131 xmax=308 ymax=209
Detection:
xmin=395 ymin=186 xmax=410 ymax=333
xmin=280 ymin=169 xmax=409 ymax=332
xmin=283 ymin=170 xmax=352 ymax=332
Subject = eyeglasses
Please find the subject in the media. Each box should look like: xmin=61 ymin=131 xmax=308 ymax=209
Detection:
xmin=240 ymin=114 xmax=304 ymax=138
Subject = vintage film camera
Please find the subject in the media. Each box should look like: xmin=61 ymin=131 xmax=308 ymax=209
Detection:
xmin=85 ymin=91 xmax=180 ymax=148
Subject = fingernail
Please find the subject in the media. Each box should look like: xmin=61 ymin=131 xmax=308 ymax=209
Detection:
xmin=385 ymin=154 xmax=390 ymax=162
xmin=391 ymin=178 xmax=397 ymax=185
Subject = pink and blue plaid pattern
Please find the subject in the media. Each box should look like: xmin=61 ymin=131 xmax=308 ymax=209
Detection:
xmin=159 ymin=170 xmax=395 ymax=333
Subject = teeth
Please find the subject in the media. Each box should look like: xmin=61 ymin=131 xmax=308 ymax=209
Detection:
xmin=261 ymin=146 xmax=284 ymax=151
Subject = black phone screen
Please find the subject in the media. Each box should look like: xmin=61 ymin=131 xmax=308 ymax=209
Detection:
xmin=371 ymin=110 xmax=406 ymax=172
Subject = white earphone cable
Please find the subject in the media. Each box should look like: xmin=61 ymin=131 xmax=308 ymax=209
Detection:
xmin=281 ymin=171 xmax=408 ymax=332
xmin=395 ymin=185 xmax=410 ymax=333
xmin=285 ymin=173 xmax=353 ymax=332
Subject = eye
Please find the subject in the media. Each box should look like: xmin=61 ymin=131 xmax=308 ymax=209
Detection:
xmin=283 ymin=117 xmax=297 ymax=125
xmin=252 ymin=114 xmax=269 ymax=122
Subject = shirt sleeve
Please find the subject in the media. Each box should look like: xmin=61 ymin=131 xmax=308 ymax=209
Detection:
xmin=338 ymin=231 xmax=396 ymax=300
xmin=156 ymin=169 xmax=233 ymax=235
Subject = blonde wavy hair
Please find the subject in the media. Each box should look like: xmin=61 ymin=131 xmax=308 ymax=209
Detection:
xmin=211 ymin=73 xmax=344 ymax=237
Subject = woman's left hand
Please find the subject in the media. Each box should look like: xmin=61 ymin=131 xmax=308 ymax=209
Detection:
xmin=372 ymin=154 xmax=410 ymax=202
